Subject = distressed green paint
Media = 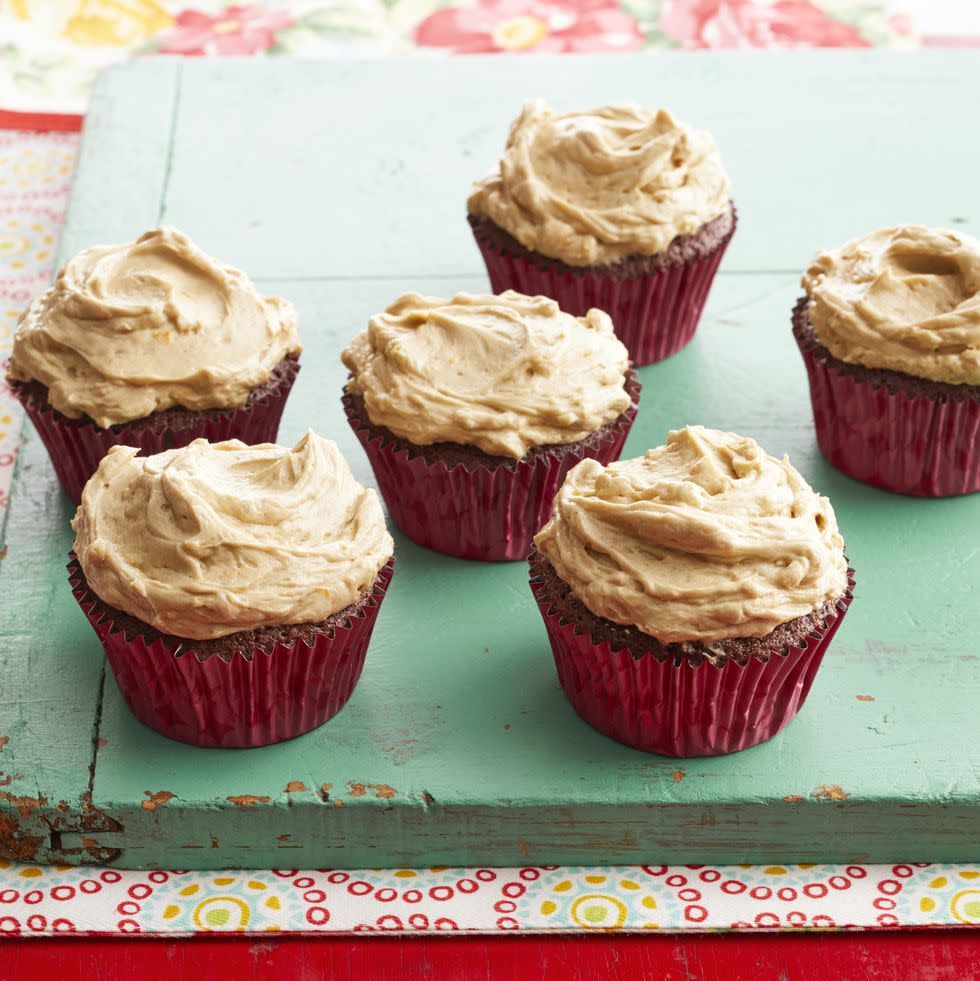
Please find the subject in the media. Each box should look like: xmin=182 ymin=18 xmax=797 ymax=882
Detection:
xmin=1 ymin=54 xmax=979 ymax=869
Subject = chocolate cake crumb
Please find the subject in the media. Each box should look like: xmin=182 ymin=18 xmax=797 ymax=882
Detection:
xmin=342 ymin=370 xmax=640 ymax=472
xmin=68 ymin=553 xmax=392 ymax=664
xmin=792 ymin=298 xmax=980 ymax=402
xmin=10 ymin=353 xmax=300 ymax=434
xmin=468 ymin=203 xmax=736 ymax=282
xmin=529 ymin=547 xmax=847 ymax=668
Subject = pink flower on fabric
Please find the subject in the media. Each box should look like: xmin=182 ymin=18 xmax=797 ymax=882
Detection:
xmin=659 ymin=0 xmax=870 ymax=49
xmin=156 ymin=5 xmax=294 ymax=56
xmin=413 ymin=0 xmax=645 ymax=54
xmin=886 ymin=12 xmax=915 ymax=38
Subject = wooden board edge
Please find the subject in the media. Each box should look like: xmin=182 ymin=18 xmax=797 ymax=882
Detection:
xmin=34 ymin=797 xmax=980 ymax=870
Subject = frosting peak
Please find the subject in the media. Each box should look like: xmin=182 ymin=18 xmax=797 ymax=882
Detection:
xmin=802 ymin=225 xmax=980 ymax=386
xmin=467 ymin=100 xmax=731 ymax=266
xmin=72 ymin=433 xmax=393 ymax=640
xmin=9 ymin=226 xmax=301 ymax=426
xmin=534 ymin=426 xmax=847 ymax=644
xmin=342 ymin=290 xmax=632 ymax=459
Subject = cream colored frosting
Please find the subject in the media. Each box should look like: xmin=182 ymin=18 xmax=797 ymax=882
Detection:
xmin=802 ymin=225 xmax=980 ymax=386
xmin=9 ymin=226 xmax=301 ymax=427
xmin=342 ymin=290 xmax=632 ymax=459
xmin=534 ymin=426 xmax=847 ymax=645
xmin=467 ymin=99 xmax=731 ymax=267
xmin=72 ymin=433 xmax=393 ymax=641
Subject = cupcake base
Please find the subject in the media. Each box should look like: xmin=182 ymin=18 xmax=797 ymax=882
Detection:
xmin=343 ymin=372 xmax=640 ymax=562
xmin=468 ymin=205 xmax=736 ymax=366
xmin=68 ymin=553 xmax=394 ymax=749
xmin=10 ymin=354 xmax=300 ymax=504
xmin=793 ymin=299 xmax=980 ymax=498
xmin=529 ymin=548 xmax=855 ymax=758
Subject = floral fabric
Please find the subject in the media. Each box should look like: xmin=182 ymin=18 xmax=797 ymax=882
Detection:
xmin=0 ymin=2 xmax=919 ymax=118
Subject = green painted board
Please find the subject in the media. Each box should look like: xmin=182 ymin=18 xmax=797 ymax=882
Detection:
xmin=1 ymin=53 xmax=979 ymax=869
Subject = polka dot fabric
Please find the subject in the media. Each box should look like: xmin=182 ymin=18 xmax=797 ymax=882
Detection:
xmin=0 ymin=859 xmax=976 ymax=935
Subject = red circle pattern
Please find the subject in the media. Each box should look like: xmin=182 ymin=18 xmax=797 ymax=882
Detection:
xmin=0 ymin=862 xmax=951 ymax=934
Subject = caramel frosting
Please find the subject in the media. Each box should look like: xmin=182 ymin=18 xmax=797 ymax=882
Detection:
xmin=342 ymin=290 xmax=632 ymax=459
xmin=8 ymin=227 xmax=301 ymax=427
xmin=802 ymin=226 xmax=980 ymax=386
xmin=534 ymin=426 xmax=847 ymax=645
xmin=467 ymin=100 xmax=731 ymax=267
xmin=72 ymin=433 xmax=393 ymax=641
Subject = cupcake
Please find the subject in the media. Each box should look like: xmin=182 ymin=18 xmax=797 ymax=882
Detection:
xmin=7 ymin=226 xmax=302 ymax=503
xmin=530 ymin=426 xmax=854 ymax=758
xmin=342 ymin=290 xmax=640 ymax=561
xmin=467 ymin=100 xmax=736 ymax=366
xmin=68 ymin=432 xmax=394 ymax=748
xmin=794 ymin=226 xmax=980 ymax=497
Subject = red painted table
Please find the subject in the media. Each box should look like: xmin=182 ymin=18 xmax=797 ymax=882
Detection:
xmin=4 ymin=931 xmax=979 ymax=979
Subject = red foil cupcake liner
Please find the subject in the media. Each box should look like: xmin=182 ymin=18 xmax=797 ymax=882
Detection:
xmin=343 ymin=378 xmax=640 ymax=562
xmin=68 ymin=556 xmax=394 ymax=749
xmin=794 ymin=318 xmax=980 ymax=498
xmin=12 ymin=364 xmax=298 ymax=504
xmin=530 ymin=564 xmax=855 ymax=758
xmin=471 ymin=217 xmax=735 ymax=367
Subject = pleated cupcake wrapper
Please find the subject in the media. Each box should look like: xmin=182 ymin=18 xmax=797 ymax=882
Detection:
xmin=12 ymin=363 xmax=298 ymax=504
xmin=68 ymin=556 xmax=394 ymax=749
xmin=793 ymin=312 xmax=980 ymax=498
xmin=470 ymin=215 xmax=736 ymax=367
xmin=530 ymin=560 xmax=856 ymax=758
xmin=343 ymin=377 xmax=640 ymax=562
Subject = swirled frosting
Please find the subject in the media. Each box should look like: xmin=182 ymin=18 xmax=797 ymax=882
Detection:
xmin=534 ymin=426 xmax=847 ymax=644
xmin=467 ymin=100 xmax=731 ymax=267
xmin=342 ymin=290 xmax=632 ymax=459
xmin=8 ymin=226 xmax=301 ymax=427
xmin=802 ymin=226 xmax=980 ymax=386
xmin=72 ymin=433 xmax=394 ymax=641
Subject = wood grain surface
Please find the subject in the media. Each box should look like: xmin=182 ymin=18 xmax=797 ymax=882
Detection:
xmin=1 ymin=53 xmax=978 ymax=869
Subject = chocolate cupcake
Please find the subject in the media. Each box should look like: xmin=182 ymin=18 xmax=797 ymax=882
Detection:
xmin=530 ymin=426 xmax=854 ymax=758
xmin=794 ymin=225 xmax=980 ymax=497
xmin=468 ymin=100 xmax=736 ymax=365
xmin=7 ymin=227 xmax=302 ymax=502
xmin=342 ymin=290 xmax=640 ymax=561
xmin=69 ymin=432 xmax=394 ymax=748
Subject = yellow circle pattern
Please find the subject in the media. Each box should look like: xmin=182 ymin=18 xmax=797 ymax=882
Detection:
xmin=192 ymin=896 xmax=251 ymax=932
xmin=950 ymin=889 xmax=980 ymax=926
xmin=570 ymin=894 xmax=628 ymax=931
